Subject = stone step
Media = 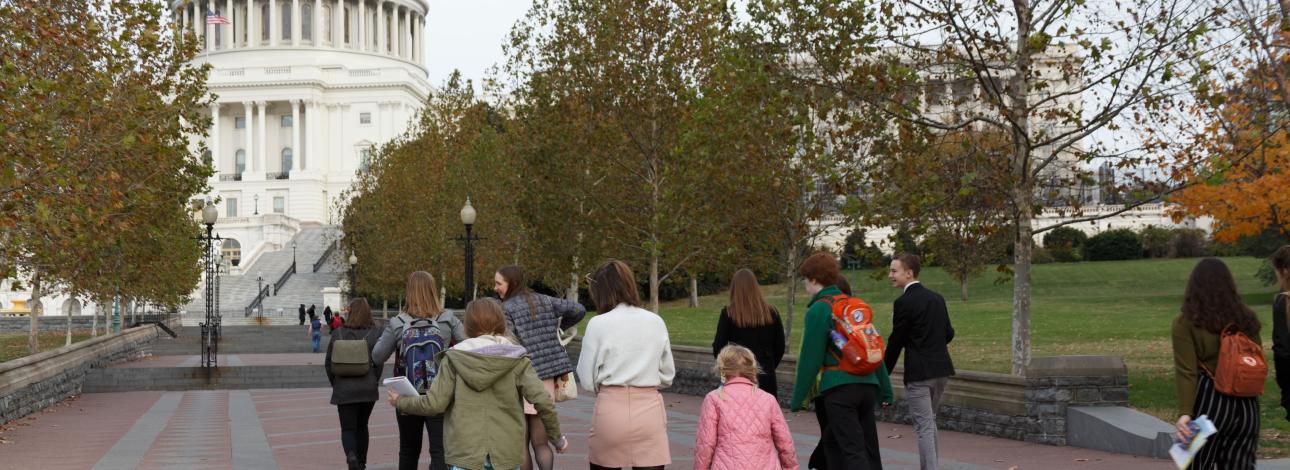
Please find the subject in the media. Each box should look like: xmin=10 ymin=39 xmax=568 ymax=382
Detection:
xmin=83 ymin=365 xmax=396 ymax=392
xmin=149 ymin=325 xmax=343 ymax=355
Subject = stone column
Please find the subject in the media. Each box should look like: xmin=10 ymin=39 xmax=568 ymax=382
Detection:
xmin=242 ymin=101 xmax=253 ymax=177
xmin=227 ymin=0 xmax=236 ymax=49
xmin=291 ymin=99 xmax=301 ymax=173
xmin=292 ymin=0 xmax=300 ymax=45
xmin=404 ymin=9 xmax=412 ymax=60
xmin=205 ymin=2 xmax=215 ymax=51
xmin=357 ymin=0 xmax=365 ymax=51
xmin=397 ymin=7 xmax=406 ymax=59
xmin=183 ymin=4 xmax=191 ymax=39
xmin=269 ymin=0 xmax=277 ymax=46
xmin=248 ymin=0 xmax=258 ymax=47
xmin=257 ymin=100 xmax=267 ymax=174
xmin=303 ymin=100 xmax=313 ymax=171
xmin=314 ymin=0 xmax=322 ymax=46
xmin=413 ymin=13 xmax=420 ymax=64
xmin=376 ymin=0 xmax=385 ymax=55
xmin=211 ymin=104 xmax=221 ymax=173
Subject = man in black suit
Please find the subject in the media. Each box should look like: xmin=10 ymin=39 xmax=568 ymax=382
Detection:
xmin=885 ymin=253 xmax=955 ymax=470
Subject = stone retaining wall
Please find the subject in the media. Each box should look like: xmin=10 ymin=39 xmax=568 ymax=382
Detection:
xmin=0 ymin=314 xmax=177 ymax=333
xmin=568 ymin=340 xmax=1127 ymax=447
xmin=0 ymin=325 xmax=160 ymax=425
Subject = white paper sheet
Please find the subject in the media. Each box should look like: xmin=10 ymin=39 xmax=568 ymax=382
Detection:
xmin=1169 ymin=414 xmax=1217 ymax=469
xmin=383 ymin=376 xmax=420 ymax=397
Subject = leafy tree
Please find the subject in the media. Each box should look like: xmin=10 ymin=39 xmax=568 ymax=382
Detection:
xmin=0 ymin=0 xmax=211 ymax=352
xmin=1043 ymin=226 xmax=1088 ymax=262
xmin=1084 ymin=229 xmax=1144 ymax=261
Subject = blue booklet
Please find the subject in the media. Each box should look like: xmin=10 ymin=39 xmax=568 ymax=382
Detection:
xmin=1169 ymin=415 xmax=1217 ymax=469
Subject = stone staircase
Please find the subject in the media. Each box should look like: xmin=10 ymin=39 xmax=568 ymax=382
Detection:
xmin=183 ymin=226 xmax=344 ymax=326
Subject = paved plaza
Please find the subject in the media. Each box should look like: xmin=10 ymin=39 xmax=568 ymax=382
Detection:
xmin=0 ymin=357 xmax=1173 ymax=470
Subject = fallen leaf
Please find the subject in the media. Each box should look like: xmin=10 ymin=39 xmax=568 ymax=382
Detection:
xmin=886 ymin=434 xmax=902 ymax=439
xmin=1008 ymin=467 xmax=1020 ymax=470
xmin=1075 ymin=459 xmax=1088 ymax=462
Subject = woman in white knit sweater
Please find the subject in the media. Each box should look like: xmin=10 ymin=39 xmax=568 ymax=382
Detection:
xmin=577 ymin=260 xmax=676 ymax=470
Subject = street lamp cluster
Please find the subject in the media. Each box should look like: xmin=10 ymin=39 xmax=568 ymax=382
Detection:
xmin=196 ymin=199 xmax=223 ymax=368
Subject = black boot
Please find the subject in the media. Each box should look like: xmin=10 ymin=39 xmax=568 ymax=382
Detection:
xmin=346 ymin=453 xmax=362 ymax=470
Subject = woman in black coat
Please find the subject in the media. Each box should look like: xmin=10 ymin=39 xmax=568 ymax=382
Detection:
xmin=325 ymin=298 xmax=383 ymax=470
xmin=712 ymin=269 xmax=786 ymax=397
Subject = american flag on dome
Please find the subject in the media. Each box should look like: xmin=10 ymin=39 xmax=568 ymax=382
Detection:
xmin=206 ymin=9 xmax=230 ymax=25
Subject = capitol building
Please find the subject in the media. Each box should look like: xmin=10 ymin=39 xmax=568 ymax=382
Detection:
xmin=0 ymin=0 xmax=432 ymax=321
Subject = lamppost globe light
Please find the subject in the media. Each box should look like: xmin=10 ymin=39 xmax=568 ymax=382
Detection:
xmin=349 ymin=253 xmax=358 ymax=266
xmin=460 ymin=198 xmax=476 ymax=226
xmin=201 ymin=201 xmax=218 ymax=225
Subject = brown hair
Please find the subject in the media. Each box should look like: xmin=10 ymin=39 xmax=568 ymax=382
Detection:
xmin=345 ymin=298 xmax=375 ymax=329
xmin=497 ymin=265 xmax=538 ymax=319
xmin=405 ymin=271 xmax=444 ymax=319
xmin=590 ymin=260 xmax=642 ymax=313
xmin=713 ymin=344 xmax=760 ymax=383
xmin=835 ymin=273 xmax=853 ymax=296
xmin=464 ymin=298 xmax=508 ymax=338
xmin=798 ymin=251 xmax=840 ymax=286
xmin=1272 ymin=246 xmax=1290 ymax=290
xmin=728 ymin=269 xmax=773 ymax=328
xmin=893 ymin=252 xmax=922 ymax=278
xmin=1181 ymin=258 xmax=1261 ymax=336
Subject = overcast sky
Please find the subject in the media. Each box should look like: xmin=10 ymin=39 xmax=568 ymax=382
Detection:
xmin=424 ymin=0 xmax=532 ymax=92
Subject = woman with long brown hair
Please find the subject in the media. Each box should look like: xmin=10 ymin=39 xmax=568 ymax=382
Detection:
xmin=494 ymin=265 xmax=586 ymax=470
xmin=576 ymin=260 xmax=675 ymax=470
xmin=712 ymin=268 xmax=785 ymax=397
xmin=1172 ymin=258 xmax=1262 ymax=470
xmin=372 ymin=271 xmax=467 ymax=470
xmin=325 ymin=298 xmax=383 ymax=470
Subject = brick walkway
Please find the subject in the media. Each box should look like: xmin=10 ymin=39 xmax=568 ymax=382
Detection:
xmin=1 ymin=387 xmax=1175 ymax=470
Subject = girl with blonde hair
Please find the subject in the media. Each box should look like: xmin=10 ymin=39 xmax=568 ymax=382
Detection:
xmin=694 ymin=345 xmax=798 ymax=470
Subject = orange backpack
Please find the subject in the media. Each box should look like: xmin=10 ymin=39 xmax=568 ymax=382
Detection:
xmin=823 ymin=295 xmax=886 ymax=376
xmin=1203 ymin=324 xmax=1267 ymax=397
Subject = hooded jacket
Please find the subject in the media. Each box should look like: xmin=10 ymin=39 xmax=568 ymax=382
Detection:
xmin=395 ymin=336 xmax=562 ymax=470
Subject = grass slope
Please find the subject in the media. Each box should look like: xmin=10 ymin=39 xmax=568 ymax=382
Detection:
xmin=655 ymin=257 xmax=1289 ymax=457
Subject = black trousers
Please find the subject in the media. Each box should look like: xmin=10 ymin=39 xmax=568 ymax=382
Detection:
xmin=338 ymin=402 xmax=375 ymax=464
xmin=810 ymin=383 xmax=883 ymax=470
xmin=397 ymin=413 xmax=446 ymax=470
xmin=1192 ymin=373 xmax=1259 ymax=470
xmin=758 ymin=370 xmax=778 ymax=398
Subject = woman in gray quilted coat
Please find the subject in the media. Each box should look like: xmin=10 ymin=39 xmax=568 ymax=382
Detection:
xmin=494 ymin=265 xmax=587 ymax=470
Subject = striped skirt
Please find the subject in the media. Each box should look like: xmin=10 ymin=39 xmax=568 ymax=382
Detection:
xmin=588 ymin=386 xmax=671 ymax=468
xmin=1192 ymin=373 xmax=1260 ymax=470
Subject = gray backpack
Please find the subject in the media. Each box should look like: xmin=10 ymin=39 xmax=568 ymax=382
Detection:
xmin=331 ymin=329 xmax=372 ymax=377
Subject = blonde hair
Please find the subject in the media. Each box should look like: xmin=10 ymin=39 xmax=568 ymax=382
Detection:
xmin=464 ymin=298 xmax=508 ymax=338
xmin=713 ymin=345 xmax=760 ymax=383
xmin=405 ymin=271 xmax=444 ymax=319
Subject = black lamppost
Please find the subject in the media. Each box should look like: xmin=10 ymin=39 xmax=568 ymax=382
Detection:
xmin=292 ymin=241 xmax=298 ymax=272
xmin=456 ymin=198 xmax=479 ymax=300
xmin=348 ymin=253 xmax=358 ymax=297
xmin=253 ymin=194 xmax=260 ymax=215
xmin=257 ymin=272 xmax=264 ymax=297
xmin=196 ymin=198 xmax=221 ymax=368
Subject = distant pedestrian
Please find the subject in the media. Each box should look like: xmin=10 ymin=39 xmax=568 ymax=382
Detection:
xmin=325 ymin=305 xmax=334 ymax=325
xmin=1270 ymin=246 xmax=1290 ymax=422
xmin=885 ymin=253 xmax=955 ymax=470
xmin=389 ymin=298 xmax=568 ymax=470
xmin=326 ymin=298 xmax=383 ymax=470
xmin=372 ymin=271 xmax=467 ymax=470
xmin=694 ymin=344 xmax=798 ymax=470
xmin=309 ymin=314 xmax=323 ymax=353
xmin=711 ymin=268 xmax=785 ymax=397
xmin=494 ymin=265 xmax=587 ymax=470
xmin=331 ymin=311 xmax=344 ymax=332
xmin=790 ymin=251 xmax=893 ymax=470
xmin=577 ymin=259 xmax=675 ymax=470
xmin=1173 ymin=258 xmax=1263 ymax=470
xmin=309 ymin=304 xmax=317 ymax=322
xmin=299 ymin=304 xmax=307 ymax=326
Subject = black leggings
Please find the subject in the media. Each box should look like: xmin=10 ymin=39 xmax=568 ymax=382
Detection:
xmin=397 ymin=413 xmax=446 ymax=470
xmin=337 ymin=402 xmax=375 ymax=464
xmin=589 ymin=465 xmax=664 ymax=470
xmin=812 ymin=383 xmax=882 ymax=470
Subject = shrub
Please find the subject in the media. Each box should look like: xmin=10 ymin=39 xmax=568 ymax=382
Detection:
xmin=1032 ymin=247 xmax=1056 ymax=264
xmin=1168 ymin=229 xmax=1210 ymax=258
xmin=1084 ymin=229 xmax=1143 ymax=261
xmin=1043 ymin=226 xmax=1087 ymax=262
xmin=1139 ymin=226 xmax=1174 ymax=258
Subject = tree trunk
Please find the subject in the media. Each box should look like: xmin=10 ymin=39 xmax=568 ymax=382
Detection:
xmin=783 ymin=247 xmax=798 ymax=352
xmin=28 ymin=271 xmax=42 ymax=355
xmin=568 ymin=272 xmax=580 ymax=303
xmin=959 ymin=273 xmax=969 ymax=301
xmin=383 ymin=299 xmax=389 ymax=320
xmin=65 ymin=298 xmax=72 ymax=346
xmin=1010 ymin=0 xmax=1035 ymax=376
xmin=91 ymin=302 xmax=98 ymax=337
xmin=650 ymin=255 xmax=660 ymax=313
xmin=688 ymin=274 xmax=699 ymax=308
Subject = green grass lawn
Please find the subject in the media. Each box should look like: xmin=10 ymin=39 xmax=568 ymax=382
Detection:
xmin=0 ymin=330 xmax=94 ymax=363
xmin=654 ymin=257 xmax=1290 ymax=457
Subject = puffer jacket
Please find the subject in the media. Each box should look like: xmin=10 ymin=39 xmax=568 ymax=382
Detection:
xmin=501 ymin=293 xmax=586 ymax=380
xmin=693 ymin=377 xmax=798 ymax=470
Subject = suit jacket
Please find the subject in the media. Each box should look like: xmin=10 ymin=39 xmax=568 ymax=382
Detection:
xmin=884 ymin=283 xmax=955 ymax=383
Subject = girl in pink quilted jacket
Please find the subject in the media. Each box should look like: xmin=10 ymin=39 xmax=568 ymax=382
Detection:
xmin=694 ymin=345 xmax=799 ymax=470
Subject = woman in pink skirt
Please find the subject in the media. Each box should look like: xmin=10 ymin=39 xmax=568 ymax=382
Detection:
xmin=577 ymin=260 xmax=676 ymax=470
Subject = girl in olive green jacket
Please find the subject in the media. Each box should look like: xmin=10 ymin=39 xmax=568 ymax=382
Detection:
xmin=389 ymin=299 xmax=567 ymax=470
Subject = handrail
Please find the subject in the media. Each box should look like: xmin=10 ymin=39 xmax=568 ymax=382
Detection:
xmin=244 ymin=284 xmax=270 ymax=317
xmin=273 ymin=262 xmax=295 ymax=294
xmin=313 ymin=239 xmax=337 ymax=273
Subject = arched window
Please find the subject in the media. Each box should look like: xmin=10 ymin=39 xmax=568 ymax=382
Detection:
xmin=302 ymin=4 xmax=313 ymax=41
xmin=281 ymin=148 xmax=293 ymax=173
xmin=62 ymin=299 xmax=81 ymax=317
xmin=222 ymin=239 xmax=242 ymax=266
xmin=261 ymin=4 xmax=270 ymax=41
xmin=235 ymin=149 xmax=246 ymax=174
xmin=322 ymin=5 xmax=332 ymax=43
xmin=281 ymin=5 xmax=292 ymax=40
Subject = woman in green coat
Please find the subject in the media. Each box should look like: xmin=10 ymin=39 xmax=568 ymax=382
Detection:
xmin=790 ymin=252 xmax=894 ymax=470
